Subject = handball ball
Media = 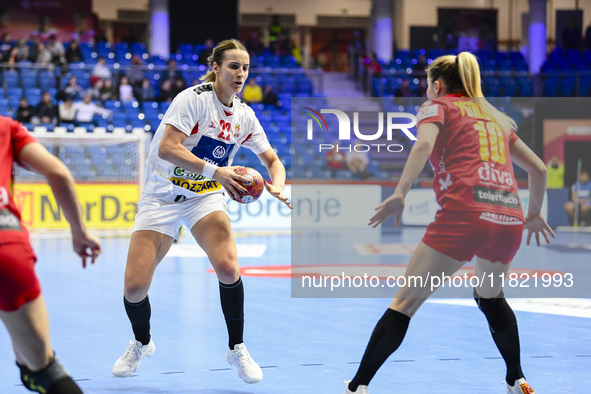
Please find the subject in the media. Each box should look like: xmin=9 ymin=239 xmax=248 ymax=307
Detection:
xmin=234 ymin=167 xmax=264 ymax=204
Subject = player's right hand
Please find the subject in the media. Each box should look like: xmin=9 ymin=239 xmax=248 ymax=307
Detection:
xmin=72 ymin=233 xmax=102 ymax=268
xmin=524 ymin=212 xmax=556 ymax=246
xmin=369 ymin=192 xmax=405 ymax=228
xmin=213 ymin=166 xmax=249 ymax=201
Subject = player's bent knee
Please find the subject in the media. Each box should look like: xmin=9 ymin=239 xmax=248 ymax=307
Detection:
xmin=213 ymin=261 xmax=240 ymax=283
xmin=124 ymin=282 xmax=149 ymax=303
xmin=473 ymin=288 xmax=516 ymax=332
xmin=18 ymin=355 xmax=80 ymax=394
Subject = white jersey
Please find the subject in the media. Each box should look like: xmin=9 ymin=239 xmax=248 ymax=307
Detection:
xmin=143 ymin=82 xmax=271 ymax=198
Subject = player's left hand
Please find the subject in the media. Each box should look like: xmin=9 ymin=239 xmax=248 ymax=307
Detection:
xmin=72 ymin=233 xmax=102 ymax=268
xmin=264 ymin=181 xmax=292 ymax=209
xmin=369 ymin=192 xmax=405 ymax=228
xmin=524 ymin=212 xmax=555 ymax=246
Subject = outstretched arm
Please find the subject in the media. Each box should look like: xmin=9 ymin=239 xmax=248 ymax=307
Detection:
xmin=509 ymin=139 xmax=555 ymax=245
xmin=17 ymin=142 xmax=102 ymax=266
xmin=257 ymin=148 xmax=291 ymax=209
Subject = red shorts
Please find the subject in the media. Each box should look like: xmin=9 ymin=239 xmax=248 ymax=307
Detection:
xmin=422 ymin=210 xmax=524 ymax=265
xmin=0 ymin=242 xmax=40 ymax=312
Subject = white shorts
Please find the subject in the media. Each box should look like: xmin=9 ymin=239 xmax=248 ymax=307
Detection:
xmin=132 ymin=191 xmax=229 ymax=240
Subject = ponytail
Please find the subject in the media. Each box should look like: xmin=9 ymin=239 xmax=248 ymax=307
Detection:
xmin=427 ymin=52 xmax=517 ymax=136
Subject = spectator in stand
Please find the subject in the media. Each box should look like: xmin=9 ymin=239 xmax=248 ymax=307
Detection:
xmin=245 ymin=31 xmax=264 ymax=56
xmin=72 ymin=11 xmax=95 ymax=43
xmin=562 ymin=19 xmax=582 ymax=51
xmin=242 ymin=78 xmax=263 ymax=104
xmin=346 ymin=143 xmax=370 ymax=179
xmin=127 ymin=55 xmax=145 ymax=87
xmin=35 ymin=42 xmax=52 ymax=66
xmin=15 ymin=98 xmax=34 ymax=123
xmin=73 ymin=94 xmax=111 ymax=123
xmin=416 ymin=78 xmax=428 ymax=97
xmin=198 ymin=39 xmax=214 ymax=65
xmin=92 ymin=57 xmax=112 ymax=80
xmin=414 ymin=54 xmax=428 ymax=72
xmin=170 ymin=78 xmax=187 ymax=100
xmin=59 ymin=76 xmax=84 ymax=101
xmin=118 ymin=76 xmax=135 ymax=102
xmin=59 ymin=98 xmax=75 ymax=124
xmin=395 ymin=79 xmax=412 ymax=97
xmin=326 ymin=141 xmax=346 ymax=177
xmin=157 ymin=79 xmax=173 ymax=102
xmin=28 ymin=37 xmax=41 ymax=63
xmin=136 ymin=78 xmax=155 ymax=102
xmin=161 ymin=59 xmax=179 ymax=85
xmin=65 ymin=39 xmax=82 ymax=63
xmin=262 ymin=84 xmax=278 ymax=106
xmin=86 ymin=78 xmax=103 ymax=101
xmin=47 ymin=34 xmax=65 ymax=65
xmin=272 ymin=34 xmax=291 ymax=56
xmin=564 ymin=170 xmax=591 ymax=226
xmin=13 ymin=38 xmax=29 ymax=62
xmin=546 ymin=154 xmax=565 ymax=189
xmin=32 ymin=92 xmax=59 ymax=125
xmin=31 ymin=14 xmax=58 ymax=41
xmin=364 ymin=52 xmax=382 ymax=76
xmin=99 ymin=78 xmax=118 ymax=101
xmin=0 ymin=33 xmax=12 ymax=62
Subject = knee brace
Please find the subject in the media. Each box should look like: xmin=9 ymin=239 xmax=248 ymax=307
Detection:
xmin=17 ymin=355 xmax=70 ymax=393
xmin=474 ymin=288 xmax=517 ymax=333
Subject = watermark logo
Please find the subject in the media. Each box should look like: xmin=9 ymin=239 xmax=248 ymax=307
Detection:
xmin=304 ymin=108 xmax=418 ymax=153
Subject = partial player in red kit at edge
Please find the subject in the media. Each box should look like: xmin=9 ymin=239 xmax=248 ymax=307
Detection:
xmin=0 ymin=116 xmax=101 ymax=394
xmin=343 ymin=53 xmax=554 ymax=394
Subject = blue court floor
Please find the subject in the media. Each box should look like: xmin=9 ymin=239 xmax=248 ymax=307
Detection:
xmin=0 ymin=228 xmax=590 ymax=393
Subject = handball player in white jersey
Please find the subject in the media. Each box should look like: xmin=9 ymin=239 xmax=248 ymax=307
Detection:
xmin=112 ymin=39 xmax=291 ymax=383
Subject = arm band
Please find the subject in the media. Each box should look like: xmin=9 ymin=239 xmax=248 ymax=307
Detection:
xmin=202 ymin=162 xmax=217 ymax=179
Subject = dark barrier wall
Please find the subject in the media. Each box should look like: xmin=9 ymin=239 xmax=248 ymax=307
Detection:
xmin=169 ymin=0 xmax=238 ymax=51
xmin=547 ymin=188 xmax=570 ymax=227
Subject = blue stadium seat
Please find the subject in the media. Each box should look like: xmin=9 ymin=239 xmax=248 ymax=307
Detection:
xmin=560 ymin=76 xmax=576 ymax=97
xmin=544 ymin=76 xmax=560 ymax=96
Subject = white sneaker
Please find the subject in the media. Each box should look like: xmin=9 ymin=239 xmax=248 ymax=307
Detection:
xmin=226 ymin=343 xmax=263 ymax=384
xmin=507 ymin=378 xmax=535 ymax=394
xmin=112 ymin=338 xmax=155 ymax=377
xmin=343 ymin=380 xmax=369 ymax=394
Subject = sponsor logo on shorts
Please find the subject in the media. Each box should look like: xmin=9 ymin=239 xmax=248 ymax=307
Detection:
xmin=479 ymin=212 xmax=523 ymax=225
xmin=0 ymin=209 xmax=22 ymax=231
xmin=474 ymin=185 xmax=521 ymax=209
xmin=170 ymin=177 xmax=222 ymax=195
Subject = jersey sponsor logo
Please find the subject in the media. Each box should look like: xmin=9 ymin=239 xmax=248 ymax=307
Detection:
xmin=477 ymin=162 xmax=514 ymax=187
xmin=438 ymin=173 xmax=452 ymax=191
xmin=209 ymin=120 xmax=217 ymax=128
xmin=169 ymin=177 xmax=222 ymax=195
xmin=190 ymin=135 xmax=234 ymax=166
xmin=0 ymin=208 xmax=22 ymax=231
xmin=212 ymin=146 xmax=226 ymax=158
xmin=416 ymin=104 xmax=438 ymax=122
xmin=479 ymin=212 xmax=523 ymax=225
xmin=474 ymin=185 xmax=521 ymax=210
xmin=173 ymin=167 xmax=209 ymax=181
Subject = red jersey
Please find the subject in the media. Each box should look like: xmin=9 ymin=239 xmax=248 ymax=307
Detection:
xmin=0 ymin=117 xmax=36 ymax=244
xmin=416 ymin=95 xmax=524 ymax=221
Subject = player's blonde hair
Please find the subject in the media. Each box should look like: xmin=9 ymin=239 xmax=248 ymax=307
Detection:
xmin=200 ymin=39 xmax=248 ymax=83
xmin=426 ymin=52 xmax=517 ymax=136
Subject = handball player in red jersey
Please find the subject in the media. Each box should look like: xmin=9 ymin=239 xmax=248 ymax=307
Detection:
xmin=344 ymin=52 xmax=553 ymax=394
xmin=0 ymin=116 xmax=101 ymax=394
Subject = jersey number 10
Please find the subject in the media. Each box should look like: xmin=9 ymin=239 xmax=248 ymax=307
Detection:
xmin=474 ymin=120 xmax=505 ymax=164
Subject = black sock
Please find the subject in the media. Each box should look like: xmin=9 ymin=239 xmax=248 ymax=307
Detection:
xmin=47 ymin=377 xmax=83 ymax=394
xmin=124 ymin=295 xmax=151 ymax=346
xmin=349 ymin=308 xmax=410 ymax=392
xmin=219 ymin=277 xmax=244 ymax=350
xmin=475 ymin=291 xmax=524 ymax=385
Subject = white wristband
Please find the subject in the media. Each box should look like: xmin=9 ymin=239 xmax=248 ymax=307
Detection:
xmin=202 ymin=162 xmax=217 ymax=179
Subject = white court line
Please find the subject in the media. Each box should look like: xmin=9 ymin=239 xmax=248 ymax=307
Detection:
xmin=165 ymin=244 xmax=267 ymax=258
xmin=427 ymin=298 xmax=591 ymax=319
